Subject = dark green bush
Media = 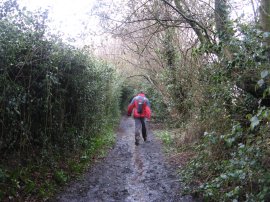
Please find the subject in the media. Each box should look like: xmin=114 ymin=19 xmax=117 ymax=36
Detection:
xmin=179 ymin=21 xmax=270 ymax=201
xmin=0 ymin=2 xmax=122 ymax=200
xmin=0 ymin=22 xmax=121 ymax=155
xmin=0 ymin=0 xmax=121 ymax=171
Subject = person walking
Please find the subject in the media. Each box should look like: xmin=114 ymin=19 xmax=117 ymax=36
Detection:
xmin=127 ymin=92 xmax=151 ymax=145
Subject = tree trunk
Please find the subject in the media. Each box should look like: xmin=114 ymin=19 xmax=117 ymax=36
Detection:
xmin=260 ymin=0 xmax=270 ymax=46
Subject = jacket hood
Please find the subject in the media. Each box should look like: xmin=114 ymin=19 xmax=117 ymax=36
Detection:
xmin=137 ymin=93 xmax=145 ymax=97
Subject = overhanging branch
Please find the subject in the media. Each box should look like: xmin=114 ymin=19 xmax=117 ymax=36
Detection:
xmin=161 ymin=0 xmax=211 ymax=44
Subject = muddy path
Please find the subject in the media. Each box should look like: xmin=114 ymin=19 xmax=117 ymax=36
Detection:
xmin=53 ymin=117 xmax=194 ymax=202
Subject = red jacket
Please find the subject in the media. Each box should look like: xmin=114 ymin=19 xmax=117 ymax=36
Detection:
xmin=127 ymin=93 xmax=151 ymax=119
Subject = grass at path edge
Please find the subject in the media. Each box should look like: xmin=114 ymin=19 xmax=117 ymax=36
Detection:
xmin=0 ymin=127 xmax=117 ymax=201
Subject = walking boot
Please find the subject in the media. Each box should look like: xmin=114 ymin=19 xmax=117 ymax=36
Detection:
xmin=143 ymin=135 xmax=148 ymax=142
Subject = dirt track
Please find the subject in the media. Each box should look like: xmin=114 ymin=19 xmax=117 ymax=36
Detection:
xmin=53 ymin=116 xmax=194 ymax=202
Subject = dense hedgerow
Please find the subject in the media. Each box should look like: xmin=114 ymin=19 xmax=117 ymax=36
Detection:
xmin=0 ymin=2 xmax=123 ymax=199
xmin=0 ymin=21 xmax=121 ymax=157
xmin=178 ymin=23 xmax=270 ymax=201
xmin=0 ymin=1 xmax=121 ymax=195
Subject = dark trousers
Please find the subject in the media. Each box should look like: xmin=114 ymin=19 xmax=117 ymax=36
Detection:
xmin=135 ymin=117 xmax=147 ymax=142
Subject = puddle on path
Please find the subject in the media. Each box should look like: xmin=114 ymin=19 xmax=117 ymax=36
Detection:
xmin=53 ymin=117 xmax=195 ymax=202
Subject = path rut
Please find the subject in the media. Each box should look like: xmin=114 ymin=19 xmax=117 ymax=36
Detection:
xmin=53 ymin=116 xmax=194 ymax=202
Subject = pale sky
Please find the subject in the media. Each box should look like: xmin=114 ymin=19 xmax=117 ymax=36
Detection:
xmin=17 ymin=0 xmax=257 ymax=48
xmin=18 ymin=0 xmax=100 ymax=46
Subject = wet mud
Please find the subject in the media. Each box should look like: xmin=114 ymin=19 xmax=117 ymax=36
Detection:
xmin=53 ymin=117 xmax=195 ymax=202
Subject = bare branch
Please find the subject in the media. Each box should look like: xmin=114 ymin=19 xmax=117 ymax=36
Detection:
xmin=161 ymin=0 xmax=211 ymax=44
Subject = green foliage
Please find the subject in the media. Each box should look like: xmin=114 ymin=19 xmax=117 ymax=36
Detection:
xmin=54 ymin=170 xmax=68 ymax=185
xmin=144 ymin=84 xmax=170 ymax=122
xmin=119 ymin=85 xmax=135 ymax=112
xmin=0 ymin=4 xmax=121 ymax=154
xmin=181 ymin=111 xmax=270 ymax=201
xmin=175 ymin=18 xmax=270 ymax=202
xmin=180 ymin=126 xmax=270 ymax=198
xmin=156 ymin=131 xmax=172 ymax=146
xmin=0 ymin=2 xmax=121 ymax=200
xmin=0 ymin=126 xmax=116 ymax=201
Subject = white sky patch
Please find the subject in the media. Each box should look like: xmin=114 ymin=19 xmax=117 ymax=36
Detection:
xmin=230 ymin=0 xmax=259 ymax=22
xmin=18 ymin=0 xmax=100 ymax=46
xmin=17 ymin=0 xmax=259 ymax=49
